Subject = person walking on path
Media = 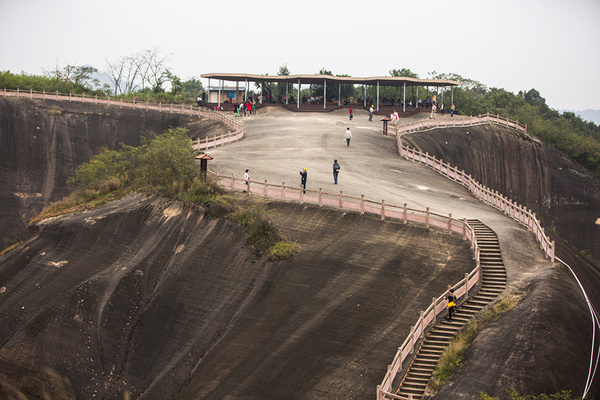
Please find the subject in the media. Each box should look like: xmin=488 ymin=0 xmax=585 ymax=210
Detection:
xmin=450 ymin=103 xmax=455 ymax=117
xmin=368 ymin=105 xmax=374 ymax=121
xmin=349 ymin=107 xmax=353 ymax=120
xmin=244 ymin=169 xmax=250 ymax=192
xmin=299 ymin=168 xmax=307 ymax=193
xmin=440 ymin=103 xmax=445 ymax=115
xmin=332 ymin=159 xmax=340 ymax=184
xmin=344 ymin=128 xmax=352 ymax=146
xmin=430 ymin=103 xmax=437 ymax=119
xmin=447 ymin=289 xmax=456 ymax=321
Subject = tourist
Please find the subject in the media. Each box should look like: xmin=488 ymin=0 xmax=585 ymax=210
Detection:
xmin=369 ymin=105 xmax=374 ymax=122
xmin=333 ymin=159 xmax=340 ymax=184
xmin=299 ymin=168 xmax=307 ymax=193
xmin=345 ymin=127 xmax=352 ymax=146
xmin=450 ymin=103 xmax=455 ymax=117
xmin=349 ymin=107 xmax=353 ymax=120
xmin=447 ymin=289 xmax=456 ymax=321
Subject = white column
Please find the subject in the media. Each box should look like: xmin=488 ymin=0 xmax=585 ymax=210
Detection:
xmin=286 ymin=82 xmax=289 ymax=104
xmin=261 ymin=81 xmax=263 ymax=104
xmin=338 ymin=83 xmax=341 ymax=106
xmin=376 ymin=81 xmax=380 ymax=112
xmin=245 ymin=79 xmax=248 ymax=102
xmin=364 ymin=84 xmax=367 ymax=106
xmin=451 ymin=87 xmax=454 ymax=104
xmin=236 ymin=81 xmax=239 ymax=103
xmin=324 ymin=79 xmax=327 ymax=110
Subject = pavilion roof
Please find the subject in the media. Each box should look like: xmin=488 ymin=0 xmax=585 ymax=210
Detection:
xmin=201 ymin=73 xmax=460 ymax=88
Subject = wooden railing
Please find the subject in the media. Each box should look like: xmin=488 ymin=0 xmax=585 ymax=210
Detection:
xmin=208 ymin=171 xmax=484 ymax=400
xmin=1 ymin=88 xmax=244 ymax=150
xmin=395 ymin=111 xmax=527 ymax=136
xmin=396 ymin=130 xmax=555 ymax=263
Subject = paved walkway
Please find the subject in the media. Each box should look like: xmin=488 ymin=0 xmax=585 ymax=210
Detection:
xmin=208 ymin=107 xmax=552 ymax=286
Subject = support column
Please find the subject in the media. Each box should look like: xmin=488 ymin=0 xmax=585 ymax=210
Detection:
xmin=245 ymin=79 xmax=248 ymax=102
xmin=364 ymin=84 xmax=367 ymax=106
xmin=338 ymin=83 xmax=341 ymax=106
xmin=403 ymin=82 xmax=406 ymax=112
xmin=451 ymin=87 xmax=454 ymax=104
xmin=218 ymin=79 xmax=222 ymax=108
xmin=297 ymin=79 xmax=300 ymax=109
xmin=286 ymin=82 xmax=289 ymax=104
xmin=261 ymin=81 xmax=264 ymax=104
xmin=376 ymin=81 xmax=380 ymax=112
xmin=236 ymin=81 xmax=239 ymax=103
xmin=324 ymin=79 xmax=327 ymax=110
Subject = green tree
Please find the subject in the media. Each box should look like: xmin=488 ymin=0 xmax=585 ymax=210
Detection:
xmin=181 ymin=77 xmax=204 ymax=98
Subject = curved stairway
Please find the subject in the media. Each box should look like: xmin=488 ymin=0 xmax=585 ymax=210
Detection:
xmin=395 ymin=220 xmax=507 ymax=399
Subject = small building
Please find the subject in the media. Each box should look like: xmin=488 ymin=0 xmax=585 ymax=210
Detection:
xmin=207 ymin=85 xmax=246 ymax=104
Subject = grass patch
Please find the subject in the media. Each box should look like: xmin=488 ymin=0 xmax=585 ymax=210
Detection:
xmin=428 ymin=293 xmax=521 ymax=392
xmin=232 ymin=204 xmax=298 ymax=260
xmin=0 ymin=241 xmax=22 ymax=257
xmin=30 ymin=187 xmax=131 ymax=225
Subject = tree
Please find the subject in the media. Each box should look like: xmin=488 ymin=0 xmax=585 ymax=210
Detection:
xmin=181 ymin=77 xmax=204 ymax=98
xmin=275 ymin=64 xmax=291 ymax=97
xmin=389 ymin=68 xmax=419 ymax=78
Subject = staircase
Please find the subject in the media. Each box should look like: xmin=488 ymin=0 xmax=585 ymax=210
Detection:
xmin=395 ymin=220 xmax=507 ymax=399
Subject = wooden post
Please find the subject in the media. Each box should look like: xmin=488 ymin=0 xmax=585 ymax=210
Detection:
xmin=433 ymin=297 xmax=437 ymax=316
xmin=319 ymin=188 xmax=323 ymax=207
xmin=464 ymin=273 xmax=469 ymax=297
xmin=30 ymin=88 xmax=33 ymax=98
xmin=381 ymin=199 xmax=385 ymax=220
xmin=282 ymin=182 xmax=286 ymax=200
xmin=448 ymin=213 xmax=453 ymax=234
xmin=95 ymin=94 xmax=98 ymax=104
xmin=462 ymin=219 xmax=467 ymax=240
xmin=170 ymin=103 xmax=173 ymax=113
xmin=264 ymin=180 xmax=268 ymax=197
xmin=426 ymin=207 xmax=430 ymax=228
xmin=410 ymin=326 xmax=415 ymax=354
xmin=403 ymin=203 xmax=408 ymax=224
xmin=159 ymin=102 xmax=161 ymax=112
xmin=339 ymin=191 xmax=343 ymax=210
xmin=231 ymin=174 xmax=235 ymax=190
xmin=420 ymin=311 xmax=425 ymax=338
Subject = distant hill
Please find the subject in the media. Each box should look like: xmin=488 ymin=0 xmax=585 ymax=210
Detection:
xmin=562 ymin=108 xmax=600 ymax=125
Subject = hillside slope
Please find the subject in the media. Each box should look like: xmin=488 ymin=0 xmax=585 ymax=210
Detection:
xmin=0 ymin=194 xmax=475 ymax=399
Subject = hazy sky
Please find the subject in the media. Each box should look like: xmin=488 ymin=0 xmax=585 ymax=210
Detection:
xmin=1 ymin=0 xmax=599 ymax=111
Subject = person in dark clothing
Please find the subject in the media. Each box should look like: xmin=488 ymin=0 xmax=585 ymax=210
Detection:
xmin=447 ymin=289 xmax=456 ymax=321
xmin=299 ymin=168 xmax=307 ymax=193
xmin=332 ymin=159 xmax=340 ymax=184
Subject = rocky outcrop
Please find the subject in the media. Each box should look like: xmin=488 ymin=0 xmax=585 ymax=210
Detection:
xmin=401 ymin=125 xmax=600 ymax=262
xmin=0 ymin=98 xmax=227 ymax=250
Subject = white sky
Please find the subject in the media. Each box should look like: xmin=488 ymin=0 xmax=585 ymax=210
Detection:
xmin=1 ymin=0 xmax=599 ymax=111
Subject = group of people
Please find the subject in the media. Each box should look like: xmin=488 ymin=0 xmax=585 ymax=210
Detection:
xmin=234 ymin=101 xmax=256 ymax=117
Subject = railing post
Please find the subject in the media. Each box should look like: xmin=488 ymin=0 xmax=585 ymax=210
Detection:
xmin=360 ymin=194 xmax=364 ymax=215
xmin=410 ymin=326 xmax=415 ymax=354
xmin=426 ymin=207 xmax=430 ymax=228
xmin=448 ymin=213 xmax=453 ymax=234
xmin=420 ymin=311 xmax=425 ymax=338
xmin=381 ymin=199 xmax=385 ymax=220
xmin=95 ymin=94 xmax=98 ymax=104
xmin=82 ymin=92 xmax=84 ymax=102
xmin=170 ymin=103 xmax=173 ymax=113
xmin=264 ymin=180 xmax=268 ymax=197
xmin=231 ymin=174 xmax=235 ymax=190
xmin=282 ymin=182 xmax=286 ymax=200
xmin=30 ymin=88 xmax=33 ymax=98
xmin=16 ymin=88 xmax=19 ymax=98
xmin=462 ymin=218 xmax=467 ymax=240
xmin=42 ymin=89 xmax=45 ymax=99
xmin=464 ymin=273 xmax=469 ymax=297
xmin=339 ymin=191 xmax=343 ymax=210
xmin=319 ymin=188 xmax=323 ymax=207
xmin=159 ymin=102 xmax=161 ymax=112
xmin=551 ymin=240 xmax=555 ymax=263
xmin=433 ymin=297 xmax=437 ymax=317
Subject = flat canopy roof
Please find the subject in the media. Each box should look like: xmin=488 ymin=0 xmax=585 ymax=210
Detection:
xmin=201 ymin=73 xmax=460 ymax=88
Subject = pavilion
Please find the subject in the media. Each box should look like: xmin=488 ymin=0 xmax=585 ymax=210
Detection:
xmin=201 ymin=73 xmax=460 ymax=113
